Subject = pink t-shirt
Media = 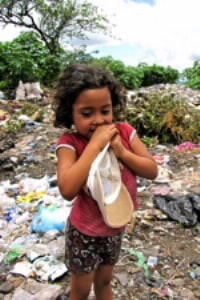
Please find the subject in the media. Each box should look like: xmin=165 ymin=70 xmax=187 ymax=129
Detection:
xmin=56 ymin=122 xmax=138 ymax=237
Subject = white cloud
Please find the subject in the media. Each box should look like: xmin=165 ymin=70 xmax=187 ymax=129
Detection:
xmin=87 ymin=0 xmax=200 ymax=71
xmin=0 ymin=0 xmax=200 ymax=71
xmin=0 ymin=25 xmax=23 ymax=41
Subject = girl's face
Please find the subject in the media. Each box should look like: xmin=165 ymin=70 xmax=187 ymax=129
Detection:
xmin=72 ymin=87 xmax=113 ymax=139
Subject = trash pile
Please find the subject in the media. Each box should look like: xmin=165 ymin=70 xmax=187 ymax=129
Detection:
xmin=0 ymin=84 xmax=200 ymax=299
xmin=126 ymin=83 xmax=200 ymax=108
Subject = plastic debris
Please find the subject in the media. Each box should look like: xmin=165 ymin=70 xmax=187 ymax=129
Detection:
xmin=175 ymin=141 xmax=197 ymax=151
xmin=31 ymin=204 xmax=71 ymax=233
xmin=4 ymin=245 xmax=25 ymax=263
xmin=154 ymin=165 xmax=173 ymax=183
xmin=147 ymin=256 xmax=158 ymax=268
xmin=10 ymin=261 xmax=33 ymax=278
xmin=153 ymin=193 xmax=200 ymax=227
xmin=17 ymin=191 xmax=45 ymax=203
xmin=122 ymin=247 xmax=150 ymax=277
xmin=32 ymin=255 xmax=68 ymax=282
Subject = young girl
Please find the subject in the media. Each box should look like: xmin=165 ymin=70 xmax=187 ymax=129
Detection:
xmin=53 ymin=64 xmax=158 ymax=300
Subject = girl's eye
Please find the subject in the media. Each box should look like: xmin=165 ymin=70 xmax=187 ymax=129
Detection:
xmin=82 ymin=111 xmax=91 ymax=117
xmin=102 ymin=110 xmax=110 ymax=115
xmin=81 ymin=108 xmax=111 ymax=117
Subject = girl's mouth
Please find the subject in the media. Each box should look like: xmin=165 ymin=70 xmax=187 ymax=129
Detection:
xmin=89 ymin=128 xmax=96 ymax=133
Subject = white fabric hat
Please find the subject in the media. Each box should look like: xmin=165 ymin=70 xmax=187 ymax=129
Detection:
xmin=86 ymin=143 xmax=134 ymax=228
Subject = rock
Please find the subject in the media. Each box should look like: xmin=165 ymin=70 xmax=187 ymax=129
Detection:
xmin=11 ymin=288 xmax=33 ymax=300
xmin=114 ymin=272 xmax=129 ymax=286
xmin=180 ymin=288 xmax=195 ymax=300
xmin=0 ymin=281 xmax=14 ymax=293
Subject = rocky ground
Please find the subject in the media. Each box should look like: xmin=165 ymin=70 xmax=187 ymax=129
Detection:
xmin=0 ymin=94 xmax=200 ymax=300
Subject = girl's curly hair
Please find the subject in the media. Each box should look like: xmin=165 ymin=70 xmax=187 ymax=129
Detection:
xmin=52 ymin=64 xmax=126 ymax=128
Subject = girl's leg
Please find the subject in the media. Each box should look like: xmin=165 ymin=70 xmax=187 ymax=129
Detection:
xmin=70 ymin=271 xmax=95 ymax=300
xmin=94 ymin=264 xmax=114 ymax=300
xmin=65 ymin=221 xmax=97 ymax=299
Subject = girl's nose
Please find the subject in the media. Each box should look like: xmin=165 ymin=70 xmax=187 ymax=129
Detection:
xmin=93 ymin=114 xmax=104 ymax=125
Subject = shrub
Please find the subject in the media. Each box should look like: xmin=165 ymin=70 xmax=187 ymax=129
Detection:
xmin=138 ymin=64 xmax=179 ymax=87
xmin=125 ymin=94 xmax=200 ymax=144
xmin=184 ymin=61 xmax=200 ymax=90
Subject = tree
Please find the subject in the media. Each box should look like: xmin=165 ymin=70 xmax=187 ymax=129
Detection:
xmin=0 ymin=31 xmax=58 ymax=92
xmin=183 ymin=61 xmax=200 ymax=89
xmin=138 ymin=64 xmax=179 ymax=87
xmin=0 ymin=0 xmax=109 ymax=55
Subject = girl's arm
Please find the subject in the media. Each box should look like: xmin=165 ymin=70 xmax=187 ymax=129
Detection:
xmin=111 ymin=133 xmax=158 ymax=180
xmin=57 ymin=124 xmax=119 ymax=200
xmin=57 ymin=142 xmax=100 ymax=200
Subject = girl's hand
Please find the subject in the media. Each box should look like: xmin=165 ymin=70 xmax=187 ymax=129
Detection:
xmin=90 ymin=124 xmax=119 ymax=150
xmin=110 ymin=133 xmax=125 ymax=158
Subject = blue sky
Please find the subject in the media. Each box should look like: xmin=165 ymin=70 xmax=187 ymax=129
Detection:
xmin=87 ymin=0 xmax=200 ymax=71
xmin=0 ymin=0 xmax=200 ymax=72
xmin=132 ymin=0 xmax=155 ymax=4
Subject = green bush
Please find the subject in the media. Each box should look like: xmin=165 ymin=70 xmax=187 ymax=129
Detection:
xmin=2 ymin=119 xmax=24 ymax=133
xmin=0 ymin=31 xmax=64 ymax=95
xmin=138 ymin=64 xmax=179 ymax=87
xmin=0 ymin=32 xmax=181 ymax=95
xmin=20 ymin=102 xmax=44 ymax=122
xmin=184 ymin=61 xmax=200 ymax=89
xmin=125 ymin=94 xmax=200 ymax=144
xmin=92 ymin=60 xmax=179 ymax=90
xmin=92 ymin=57 xmax=143 ymax=90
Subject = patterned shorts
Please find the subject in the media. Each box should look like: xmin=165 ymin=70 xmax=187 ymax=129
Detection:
xmin=65 ymin=221 xmax=123 ymax=273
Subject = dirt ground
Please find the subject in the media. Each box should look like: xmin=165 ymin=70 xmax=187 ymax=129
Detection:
xmin=0 ymin=99 xmax=200 ymax=299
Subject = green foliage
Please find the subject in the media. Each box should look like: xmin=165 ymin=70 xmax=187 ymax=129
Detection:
xmin=91 ymin=56 xmax=114 ymax=68
xmin=0 ymin=35 xmax=182 ymax=97
xmin=108 ymin=61 xmax=143 ymax=89
xmin=187 ymin=77 xmax=200 ymax=89
xmin=138 ymin=64 xmax=179 ymax=86
xmin=2 ymin=119 xmax=24 ymax=133
xmin=20 ymin=102 xmax=44 ymax=121
xmin=91 ymin=58 xmax=179 ymax=90
xmin=184 ymin=61 xmax=200 ymax=89
xmin=0 ymin=32 xmax=64 ymax=94
xmin=120 ymin=66 xmax=143 ymax=90
xmin=125 ymin=94 xmax=200 ymax=144
xmin=141 ymin=136 xmax=159 ymax=148
xmin=0 ymin=32 xmax=47 ymax=86
xmin=0 ymin=32 xmax=101 ymax=94
xmin=0 ymin=0 xmax=109 ymax=55
xmin=64 ymin=47 xmax=96 ymax=66
xmin=0 ymin=0 xmax=111 ymax=93
xmin=91 ymin=57 xmax=143 ymax=90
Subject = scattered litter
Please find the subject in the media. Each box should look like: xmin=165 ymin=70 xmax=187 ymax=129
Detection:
xmin=153 ymin=193 xmax=200 ymax=226
xmin=31 ymin=204 xmax=71 ymax=233
xmin=147 ymin=256 xmax=158 ymax=268
xmin=32 ymin=255 xmax=68 ymax=282
xmin=0 ymin=89 xmax=199 ymax=298
xmin=175 ymin=141 xmax=197 ymax=151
